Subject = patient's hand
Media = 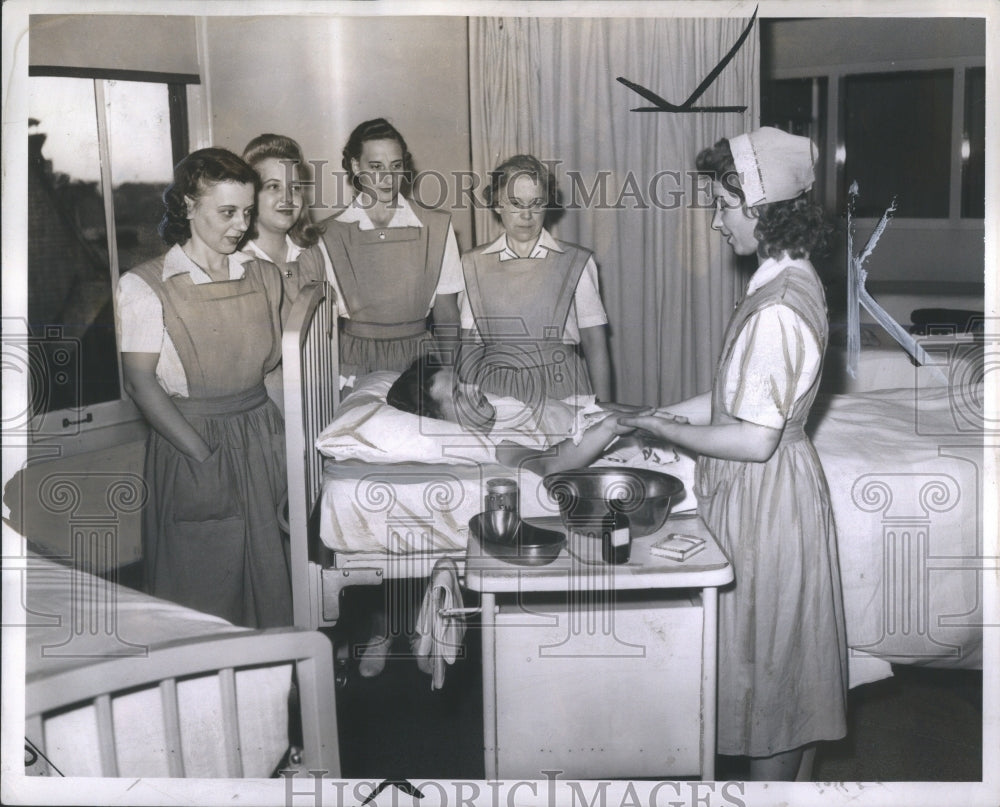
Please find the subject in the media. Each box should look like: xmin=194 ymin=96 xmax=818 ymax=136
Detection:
xmin=616 ymin=410 xmax=689 ymax=441
xmin=607 ymin=416 xmax=640 ymax=436
xmin=598 ymin=402 xmax=655 ymax=415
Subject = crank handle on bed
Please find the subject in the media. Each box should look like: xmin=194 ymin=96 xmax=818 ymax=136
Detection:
xmin=438 ymin=606 xmax=481 ymax=618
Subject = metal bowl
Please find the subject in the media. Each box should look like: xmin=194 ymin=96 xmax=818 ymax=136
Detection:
xmin=470 ymin=514 xmax=565 ymax=566
xmin=543 ymin=468 xmax=684 ymax=537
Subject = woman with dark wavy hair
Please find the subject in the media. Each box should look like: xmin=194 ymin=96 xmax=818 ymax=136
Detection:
xmin=619 ymin=127 xmax=846 ymax=780
xmin=117 ymin=147 xmax=291 ymax=628
xmin=316 ymin=118 xmax=463 ymax=676
xmin=316 ymin=117 xmax=462 ymax=393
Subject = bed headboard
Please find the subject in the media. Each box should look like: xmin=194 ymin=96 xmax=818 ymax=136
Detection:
xmin=282 ymin=282 xmax=339 ymax=628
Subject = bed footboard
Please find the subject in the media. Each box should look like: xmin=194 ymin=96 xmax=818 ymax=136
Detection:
xmin=26 ymin=628 xmax=340 ymax=777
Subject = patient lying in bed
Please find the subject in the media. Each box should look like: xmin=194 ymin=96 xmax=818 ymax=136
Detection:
xmin=385 ymin=356 xmax=641 ymax=474
xmin=312 ymin=365 xmax=697 ymax=555
xmin=342 ymin=357 xmax=651 ymax=676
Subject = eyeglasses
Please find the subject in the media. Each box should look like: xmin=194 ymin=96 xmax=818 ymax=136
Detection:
xmin=500 ymin=198 xmax=547 ymax=212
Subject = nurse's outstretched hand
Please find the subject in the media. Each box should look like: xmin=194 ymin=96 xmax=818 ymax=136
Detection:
xmin=616 ymin=410 xmax=689 ymax=442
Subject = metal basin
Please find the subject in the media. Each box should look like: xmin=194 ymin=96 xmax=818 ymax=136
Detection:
xmin=543 ymin=468 xmax=684 ymax=537
xmin=470 ymin=514 xmax=565 ymax=567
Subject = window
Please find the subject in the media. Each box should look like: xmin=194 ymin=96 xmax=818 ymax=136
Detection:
xmin=761 ymin=77 xmax=829 ymax=208
xmin=762 ymin=61 xmax=985 ymax=224
xmin=27 ymin=71 xmax=192 ymax=427
xmin=962 ymin=67 xmax=985 ymax=219
xmin=840 ymin=70 xmax=953 ymax=218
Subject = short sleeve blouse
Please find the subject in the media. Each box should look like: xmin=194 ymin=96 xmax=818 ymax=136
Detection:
xmin=721 ymin=260 xmax=822 ymax=430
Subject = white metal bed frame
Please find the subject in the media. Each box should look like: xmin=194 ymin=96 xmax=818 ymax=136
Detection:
xmin=282 ymin=283 xmax=463 ymax=630
xmin=26 ymin=627 xmax=340 ymax=777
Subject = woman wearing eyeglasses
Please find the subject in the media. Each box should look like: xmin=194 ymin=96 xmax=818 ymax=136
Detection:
xmin=458 ymin=154 xmax=611 ymax=408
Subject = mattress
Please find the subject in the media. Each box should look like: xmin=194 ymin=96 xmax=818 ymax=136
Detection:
xmin=317 ymin=449 xmax=699 ymax=555
xmin=25 ymin=555 xmax=293 ymax=777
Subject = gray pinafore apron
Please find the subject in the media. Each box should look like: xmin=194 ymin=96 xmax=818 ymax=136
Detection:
xmin=133 ymin=254 xmax=291 ymax=628
xmin=276 ymin=243 xmax=328 ymax=324
xmin=461 ymin=241 xmax=593 ymax=403
xmin=695 ymin=259 xmax=848 ymax=756
xmin=320 ymin=206 xmax=450 ymax=377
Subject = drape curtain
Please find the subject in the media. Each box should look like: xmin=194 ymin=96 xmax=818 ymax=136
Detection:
xmin=469 ymin=16 xmax=759 ymax=405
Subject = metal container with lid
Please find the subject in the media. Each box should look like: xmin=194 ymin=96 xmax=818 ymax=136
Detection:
xmin=484 ymin=477 xmax=519 ymax=514
xmin=483 ymin=478 xmax=521 ymax=545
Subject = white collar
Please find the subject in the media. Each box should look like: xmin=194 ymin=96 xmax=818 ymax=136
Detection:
xmin=162 ymin=244 xmax=251 ymax=284
xmin=481 ymin=228 xmax=563 ymax=260
xmin=335 ymin=195 xmax=423 ymax=230
xmin=244 ymin=235 xmax=304 ymax=263
xmin=746 ymin=253 xmax=804 ymax=294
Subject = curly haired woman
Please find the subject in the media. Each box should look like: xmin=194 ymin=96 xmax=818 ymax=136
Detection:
xmin=620 ymin=127 xmax=847 ymax=780
xmin=117 ymin=147 xmax=291 ymax=628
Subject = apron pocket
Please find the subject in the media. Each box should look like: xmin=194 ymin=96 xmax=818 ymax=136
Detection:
xmin=172 ymin=447 xmax=242 ymax=522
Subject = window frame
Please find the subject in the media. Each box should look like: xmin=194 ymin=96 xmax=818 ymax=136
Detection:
xmin=26 ymin=66 xmax=197 ymax=444
xmin=764 ymin=55 xmax=986 ymax=228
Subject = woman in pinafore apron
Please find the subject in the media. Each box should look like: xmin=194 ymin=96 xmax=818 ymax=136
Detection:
xmin=619 ymin=128 xmax=847 ymax=780
xmin=460 ymin=154 xmax=612 ymax=407
xmin=242 ymin=134 xmax=331 ymax=411
xmin=242 ymin=133 xmax=329 ymax=324
xmin=117 ymin=148 xmax=291 ymax=628
xmin=316 ymin=119 xmax=463 ymax=675
xmin=317 ymin=118 xmax=463 ymax=391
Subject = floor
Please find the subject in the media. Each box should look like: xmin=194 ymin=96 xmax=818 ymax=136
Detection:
xmin=329 ymin=591 xmax=984 ymax=783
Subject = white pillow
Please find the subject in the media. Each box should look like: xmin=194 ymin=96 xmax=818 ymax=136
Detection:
xmin=313 ymin=372 xmax=604 ymax=465
xmin=315 ymin=372 xmax=496 ymax=465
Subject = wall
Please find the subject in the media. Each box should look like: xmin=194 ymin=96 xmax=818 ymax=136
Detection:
xmin=204 ymin=15 xmax=475 ymax=251
xmin=762 ymin=17 xmax=986 ymax=294
xmin=29 ymin=14 xmax=198 ymax=74
xmin=28 ymin=13 xmax=474 ymax=249
xmin=761 ymin=17 xmax=984 ymax=71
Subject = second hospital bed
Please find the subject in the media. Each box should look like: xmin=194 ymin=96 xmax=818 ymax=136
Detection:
xmin=20 ymin=548 xmax=340 ymax=780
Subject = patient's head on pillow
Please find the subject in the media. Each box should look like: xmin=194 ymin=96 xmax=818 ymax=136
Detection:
xmin=387 ymin=358 xmax=496 ymax=432
xmin=696 ymin=132 xmax=832 ymax=260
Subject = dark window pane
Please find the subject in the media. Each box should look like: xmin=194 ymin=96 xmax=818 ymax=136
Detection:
xmin=761 ymin=77 xmax=828 ymax=205
xmin=841 ymin=70 xmax=952 ymax=218
xmin=28 ymin=78 xmax=119 ymax=414
xmin=962 ymin=67 xmax=985 ymax=219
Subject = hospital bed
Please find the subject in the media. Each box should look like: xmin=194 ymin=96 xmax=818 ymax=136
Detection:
xmin=22 ymin=551 xmax=340 ymax=778
xmin=282 ymin=282 xmax=988 ymax=687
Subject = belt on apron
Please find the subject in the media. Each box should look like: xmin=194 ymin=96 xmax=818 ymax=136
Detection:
xmin=342 ymin=318 xmax=428 ymax=340
xmin=172 ymin=383 xmax=269 ymax=417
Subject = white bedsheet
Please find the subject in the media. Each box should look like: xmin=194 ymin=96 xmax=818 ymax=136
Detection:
xmin=317 ymin=441 xmax=699 ymax=554
xmin=318 ymin=380 xmax=985 ymax=683
xmin=811 ymin=383 xmax=984 ymax=681
xmin=25 ymin=556 xmax=293 ymax=777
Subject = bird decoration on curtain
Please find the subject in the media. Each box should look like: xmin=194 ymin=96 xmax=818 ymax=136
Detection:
xmin=616 ymin=7 xmax=757 ymax=113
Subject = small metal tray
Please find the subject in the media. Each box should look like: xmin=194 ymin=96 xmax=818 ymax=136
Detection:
xmin=470 ymin=514 xmax=565 ymax=567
